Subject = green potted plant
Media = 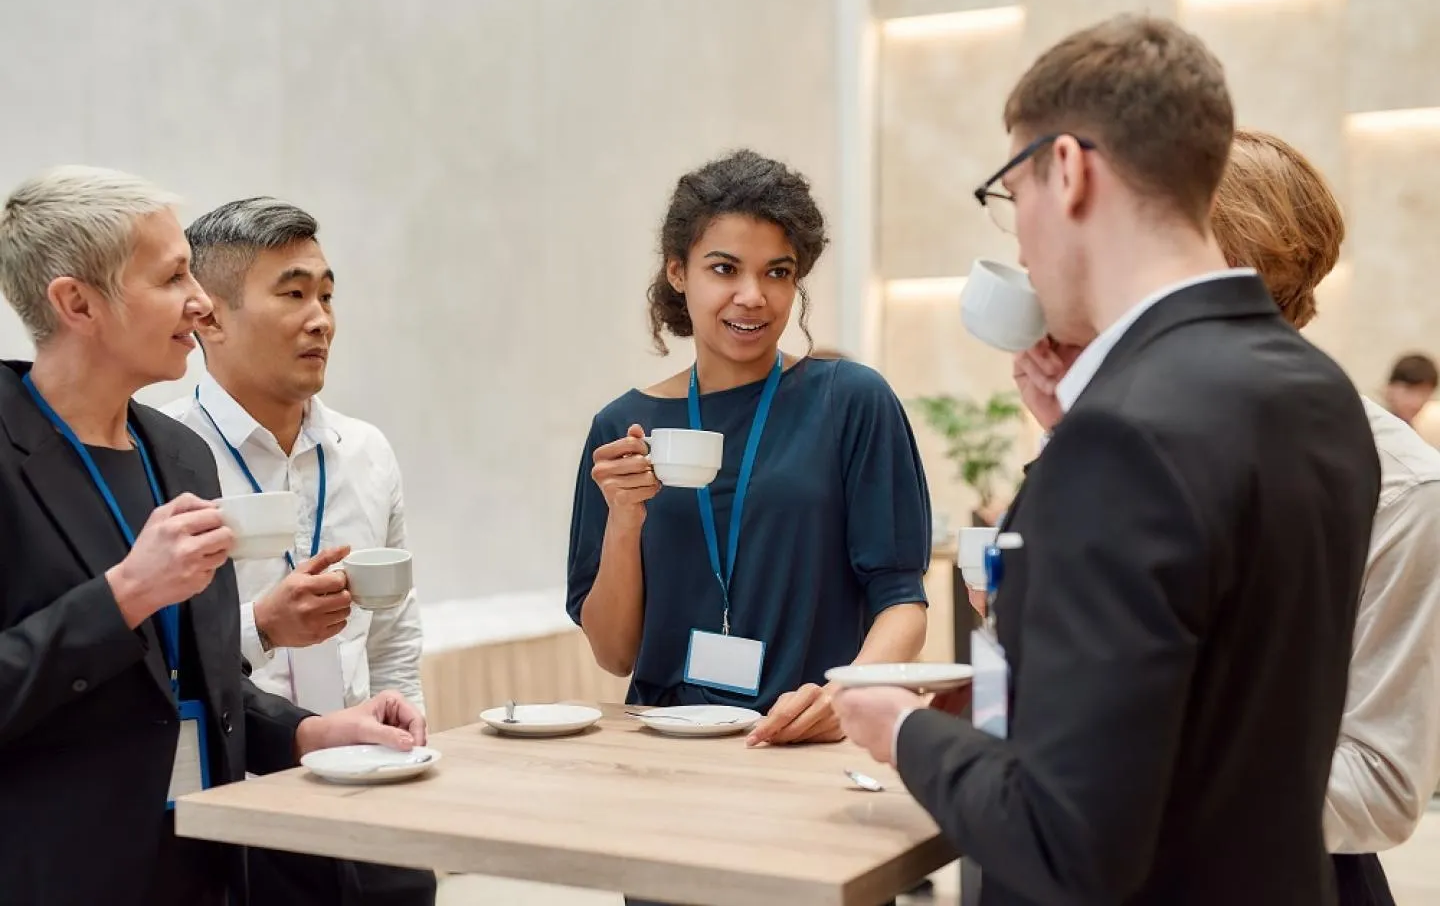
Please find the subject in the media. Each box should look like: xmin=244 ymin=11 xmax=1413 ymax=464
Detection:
xmin=910 ymin=391 xmax=1025 ymax=526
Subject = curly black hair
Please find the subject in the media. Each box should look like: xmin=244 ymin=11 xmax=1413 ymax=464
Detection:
xmin=646 ymin=149 xmax=829 ymax=355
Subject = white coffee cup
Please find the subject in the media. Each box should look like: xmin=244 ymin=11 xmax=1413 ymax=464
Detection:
xmin=646 ymin=428 xmax=723 ymax=489
xmin=960 ymin=259 xmax=1047 ymax=352
xmin=343 ymin=548 xmax=413 ymax=611
xmin=957 ymin=526 xmax=999 ymax=590
xmin=218 ymin=491 xmax=299 ymax=561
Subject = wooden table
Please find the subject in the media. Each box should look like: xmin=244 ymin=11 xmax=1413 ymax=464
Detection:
xmin=176 ymin=705 xmax=957 ymax=905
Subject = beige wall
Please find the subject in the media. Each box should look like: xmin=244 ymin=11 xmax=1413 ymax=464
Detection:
xmin=0 ymin=0 xmax=844 ymax=602
xmin=876 ymin=0 xmax=1440 ymax=521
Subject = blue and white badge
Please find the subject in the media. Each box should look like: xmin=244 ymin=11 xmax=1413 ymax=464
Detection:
xmin=168 ymin=699 xmax=213 ymax=804
xmin=684 ymin=630 xmax=766 ymax=696
xmin=971 ymin=628 xmax=1010 ymax=739
xmin=681 ymin=353 xmax=783 ymax=696
xmin=972 ymin=532 xmax=1022 ymax=739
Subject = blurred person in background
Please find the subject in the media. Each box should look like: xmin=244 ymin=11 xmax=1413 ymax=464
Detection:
xmin=1382 ymin=352 xmax=1437 ymax=427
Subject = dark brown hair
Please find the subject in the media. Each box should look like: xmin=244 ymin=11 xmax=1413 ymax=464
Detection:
xmin=1210 ymin=129 xmax=1343 ymax=329
xmin=647 ymin=149 xmax=828 ymax=355
xmin=1003 ymin=14 xmax=1234 ymax=229
xmin=1390 ymin=354 xmax=1439 ymax=388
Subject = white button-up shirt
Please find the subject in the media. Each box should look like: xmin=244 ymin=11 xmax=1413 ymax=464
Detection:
xmin=163 ymin=374 xmax=425 ymax=714
xmin=1325 ymin=399 xmax=1440 ymax=852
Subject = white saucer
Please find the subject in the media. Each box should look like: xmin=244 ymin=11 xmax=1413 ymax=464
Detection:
xmin=479 ymin=704 xmax=603 ymax=738
xmin=300 ymin=744 xmax=440 ymax=785
xmin=824 ymin=662 xmax=974 ymax=692
xmin=633 ymin=705 xmax=762 ymax=738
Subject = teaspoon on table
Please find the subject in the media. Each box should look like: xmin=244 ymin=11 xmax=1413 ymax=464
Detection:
xmin=358 ymin=752 xmax=433 ymax=774
xmin=845 ymin=768 xmax=885 ymax=792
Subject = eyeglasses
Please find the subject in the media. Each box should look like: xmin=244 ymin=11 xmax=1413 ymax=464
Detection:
xmin=973 ymin=133 xmax=1098 ymax=234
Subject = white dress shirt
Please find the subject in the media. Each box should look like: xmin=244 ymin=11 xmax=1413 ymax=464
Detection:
xmin=1325 ymin=398 xmax=1440 ymax=853
xmin=163 ymin=374 xmax=425 ymax=714
xmin=1054 ymin=268 xmax=1257 ymax=412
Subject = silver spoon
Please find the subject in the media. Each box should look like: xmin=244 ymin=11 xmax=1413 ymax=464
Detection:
xmin=358 ymin=752 xmax=432 ymax=774
xmin=845 ymin=768 xmax=885 ymax=792
xmin=504 ymin=700 xmax=518 ymax=724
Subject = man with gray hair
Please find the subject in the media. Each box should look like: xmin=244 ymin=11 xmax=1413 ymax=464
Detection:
xmin=0 ymin=169 xmax=426 ymax=905
xmin=164 ymin=196 xmax=432 ymax=905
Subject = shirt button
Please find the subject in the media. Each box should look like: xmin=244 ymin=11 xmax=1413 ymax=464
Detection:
xmin=221 ymin=710 xmax=234 ymax=734
xmin=71 ymin=679 xmax=88 ymax=693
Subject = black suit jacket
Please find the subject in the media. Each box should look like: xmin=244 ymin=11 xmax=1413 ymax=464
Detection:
xmin=0 ymin=360 xmax=311 ymax=906
xmin=897 ymin=276 xmax=1381 ymax=906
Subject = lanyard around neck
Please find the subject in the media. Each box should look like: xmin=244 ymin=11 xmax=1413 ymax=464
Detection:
xmin=688 ymin=352 xmax=784 ymax=635
xmin=194 ymin=386 xmax=325 ymax=570
xmin=23 ymin=374 xmax=183 ymax=696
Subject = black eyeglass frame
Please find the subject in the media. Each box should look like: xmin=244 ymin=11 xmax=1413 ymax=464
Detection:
xmin=972 ymin=133 xmax=1099 ymax=210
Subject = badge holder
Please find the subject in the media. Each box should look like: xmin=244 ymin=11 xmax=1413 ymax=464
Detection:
xmin=971 ymin=533 xmax=1021 ymax=740
xmin=168 ymin=697 xmax=214 ymax=808
xmin=681 ymin=353 xmax=781 ymax=699
xmin=685 ymin=628 xmax=766 ymax=696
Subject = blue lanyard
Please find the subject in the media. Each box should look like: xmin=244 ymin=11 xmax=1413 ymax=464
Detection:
xmin=193 ymin=387 xmax=325 ymax=571
xmin=688 ymin=352 xmax=783 ymax=635
xmin=22 ymin=374 xmax=182 ymax=696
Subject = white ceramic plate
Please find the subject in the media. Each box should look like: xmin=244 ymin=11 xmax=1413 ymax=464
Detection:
xmin=479 ymin=704 xmax=603 ymax=738
xmin=300 ymin=744 xmax=440 ymax=785
xmin=633 ymin=705 xmax=762 ymax=738
xmin=824 ymin=662 xmax=974 ymax=692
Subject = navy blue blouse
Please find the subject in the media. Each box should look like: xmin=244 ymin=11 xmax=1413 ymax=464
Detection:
xmin=566 ymin=357 xmax=932 ymax=712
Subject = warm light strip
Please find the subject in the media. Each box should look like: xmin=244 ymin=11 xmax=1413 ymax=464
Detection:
xmin=881 ymin=6 xmax=1024 ymax=40
xmin=1181 ymin=0 xmax=1329 ymax=10
xmin=1346 ymin=107 xmax=1440 ymax=134
xmin=886 ymin=276 xmax=968 ymax=300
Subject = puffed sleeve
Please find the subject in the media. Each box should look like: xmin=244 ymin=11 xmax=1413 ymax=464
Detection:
xmin=832 ymin=362 xmax=932 ymax=618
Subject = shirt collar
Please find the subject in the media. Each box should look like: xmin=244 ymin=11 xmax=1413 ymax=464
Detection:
xmin=195 ymin=372 xmax=336 ymax=455
xmin=1056 ymin=268 xmax=1257 ymax=413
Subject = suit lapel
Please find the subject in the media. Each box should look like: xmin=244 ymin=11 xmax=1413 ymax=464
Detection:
xmin=1083 ymin=275 xmax=1279 ymax=403
xmin=1 ymin=365 xmax=131 ymax=581
xmin=1 ymin=366 xmax=176 ymax=698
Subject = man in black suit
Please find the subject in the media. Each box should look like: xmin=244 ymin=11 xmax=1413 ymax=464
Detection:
xmin=0 ymin=165 xmax=428 ymax=906
xmin=834 ymin=15 xmax=1380 ymax=906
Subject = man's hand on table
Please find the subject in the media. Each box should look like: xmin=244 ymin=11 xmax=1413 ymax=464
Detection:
xmin=746 ymin=682 xmax=846 ymax=747
xmin=294 ymin=690 xmax=428 ymax=759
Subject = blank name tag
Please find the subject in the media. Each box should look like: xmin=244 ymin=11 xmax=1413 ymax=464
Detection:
xmin=290 ymin=638 xmax=347 ymax=714
xmin=167 ymin=700 xmax=211 ymax=809
xmin=971 ymin=629 xmax=1010 ymax=739
xmin=685 ymin=630 xmax=765 ymax=696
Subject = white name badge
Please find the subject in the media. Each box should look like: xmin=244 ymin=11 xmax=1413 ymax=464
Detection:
xmin=167 ymin=700 xmax=212 ymax=808
xmin=684 ymin=630 xmax=765 ymax=696
xmin=290 ymin=638 xmax=347 ymax=714
xmin=971 ymin=628 xmax=1010 ymax=739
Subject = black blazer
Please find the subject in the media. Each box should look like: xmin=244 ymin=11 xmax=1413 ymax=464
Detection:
xmin=897 ymin=276 xmax=1381 ymax=906
xmin=0 ymin=361 xmax=311 ymax=906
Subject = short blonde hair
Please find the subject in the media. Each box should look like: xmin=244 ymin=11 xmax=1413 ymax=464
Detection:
xmin=0 ymin=165 xmax=180 ymax=344
xmin=1210 ymin=129 xmax=1343 ymax=329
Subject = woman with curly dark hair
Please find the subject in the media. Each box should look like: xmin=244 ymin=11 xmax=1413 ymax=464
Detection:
xmin=566 ymin=149 xmax=931 ymax=752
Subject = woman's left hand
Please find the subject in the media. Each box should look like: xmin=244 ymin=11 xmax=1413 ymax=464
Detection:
xmin=746 ymin=683 xmax=845 ymax=747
